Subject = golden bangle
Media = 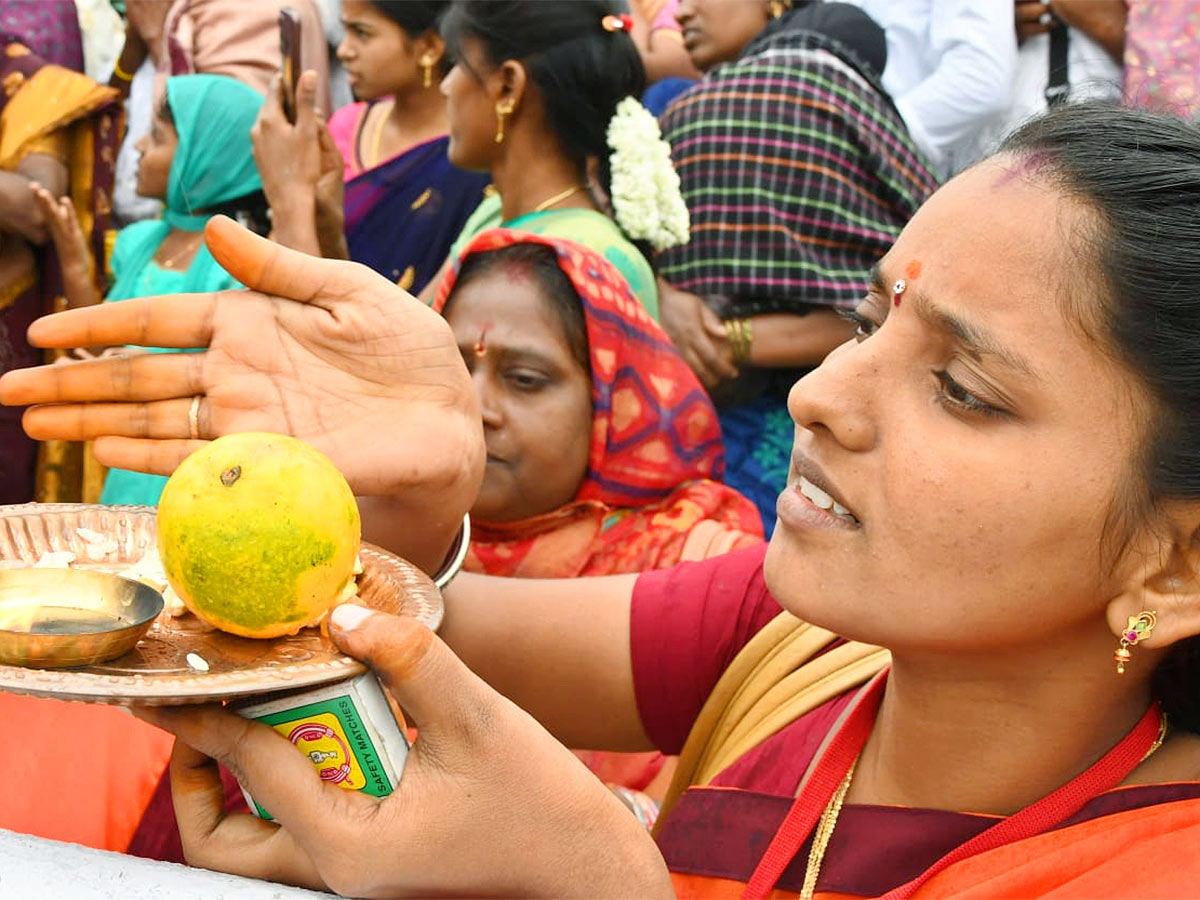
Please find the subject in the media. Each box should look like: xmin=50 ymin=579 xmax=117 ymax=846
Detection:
xmin=725 ymin=317 xmax=753 ymax=365
xmin=112 ymin=59 xmax=134 ymax=82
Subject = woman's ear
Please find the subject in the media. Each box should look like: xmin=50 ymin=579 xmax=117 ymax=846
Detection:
xmin=415 ymin=31 xmax=447 ymax=68
xmin=1106 ymin=505 xmax=1200 ymax=650
xmin=495 ymin=59 xmax=528 ymax=113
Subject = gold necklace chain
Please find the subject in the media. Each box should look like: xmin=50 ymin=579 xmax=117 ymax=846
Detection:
xmin=800 ymin=756 xmax=857 ymax=900
xmin=155 ymin=232 xmax=204 ymax=270
xmin=798 ymin=713 xmax=1169 ymax=900
xmin=532 ymin=183 xmax=588 ymax=214
xmin=1141 ymin=712 xmax=1170 ymax=763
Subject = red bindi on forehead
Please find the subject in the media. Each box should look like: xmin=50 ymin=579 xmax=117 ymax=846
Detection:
xmin=894 ymin=260 xmax=921 ymax=307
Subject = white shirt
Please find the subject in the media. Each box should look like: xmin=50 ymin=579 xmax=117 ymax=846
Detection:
xmin=842 ymin=0 xmax=1017 ymax=177
xmin=995 ymin=27 xmax=1122 ymax=139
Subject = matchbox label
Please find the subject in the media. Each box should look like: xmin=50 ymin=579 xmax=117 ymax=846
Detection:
xmin=244 ymin=688 xmax=400 ymax=819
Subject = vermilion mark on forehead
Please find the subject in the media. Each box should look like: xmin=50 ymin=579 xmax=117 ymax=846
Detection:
xmin=993 ymin=150 xmax=1057 ymax=187
xmin=473 ymin=323 xmax=491 ymax=357
xmin=903 ymin=260 xmax=922 ymax=281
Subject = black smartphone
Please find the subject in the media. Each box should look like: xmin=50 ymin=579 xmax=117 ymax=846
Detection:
xmin=279 ymin=7 xmax=302 ymax=123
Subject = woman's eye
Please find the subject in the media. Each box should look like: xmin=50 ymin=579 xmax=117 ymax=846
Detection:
xmin=507 ymin=371 xmax=548 ymax=391
xmin=933 ymin=371 xmax=1007 ymax=419
xmin=837 ymin=308 xmax=879 ymax=342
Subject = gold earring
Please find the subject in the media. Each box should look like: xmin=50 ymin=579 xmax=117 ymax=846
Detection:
xmin=494 ymin=100 xmax=514 ymax=144
xmin=420 ymin=54 xmax=435 ymax=89
xmin=1114 ymin=610 xmax=1157 ymax=674
xmin=769 ymin=0 xmax=786 ymax=18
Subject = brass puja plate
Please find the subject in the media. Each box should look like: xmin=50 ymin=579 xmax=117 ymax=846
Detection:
xmin=0 ymin=504 xmax=443 ymax=705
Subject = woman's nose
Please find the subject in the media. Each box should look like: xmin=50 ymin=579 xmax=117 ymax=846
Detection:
xmin=786 ymin=339 xmax=879 ymax=453
xmin=473 ymin=370 xmax=504 ymax=430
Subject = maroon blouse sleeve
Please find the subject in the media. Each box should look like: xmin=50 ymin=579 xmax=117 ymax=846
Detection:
xmin=629 ymin=544 xmax=782 ymax=755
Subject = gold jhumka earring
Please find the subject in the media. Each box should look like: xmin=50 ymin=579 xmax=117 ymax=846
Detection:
xmin=420 ymin=54 xmax=435 ymax=88
xmin=494 ymin=99 xmax=514 ymax=144
xmin=1114 ymin=610 xmax=1156 ymax=674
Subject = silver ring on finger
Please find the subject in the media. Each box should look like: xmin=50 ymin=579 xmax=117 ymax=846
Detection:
xmin=188 ymin=395 xmax=202 ymax=440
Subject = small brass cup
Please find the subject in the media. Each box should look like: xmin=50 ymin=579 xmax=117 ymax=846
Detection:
xmin=0 ymin=568 xmax=164 ymax=668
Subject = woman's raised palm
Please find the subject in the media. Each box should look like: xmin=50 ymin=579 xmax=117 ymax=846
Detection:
xmin=0 ymin=216 xmax=483 ymax=499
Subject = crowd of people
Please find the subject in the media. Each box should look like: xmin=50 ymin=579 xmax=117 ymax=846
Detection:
xmin=2 ymin=0 xmax=1200 ymax=896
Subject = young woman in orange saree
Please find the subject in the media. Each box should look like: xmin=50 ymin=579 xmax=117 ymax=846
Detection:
xmin=9 ymin=103 xmax=1200 ymax=897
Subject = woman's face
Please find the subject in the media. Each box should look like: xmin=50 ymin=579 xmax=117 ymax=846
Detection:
xmin=133 ymin=113 xmax=177 ymax=200
xmin=445 ymin=266 xmax=593 ymax=522
xmin=676 ymin=0 xmax=772 ymax=71
xmin=337 ymin=0 xmax=422 ymax=100
xmin=441 ymin=37 xmax=503 ymax=172
xmin=765 ymin=159 xmax=1154 ymax=656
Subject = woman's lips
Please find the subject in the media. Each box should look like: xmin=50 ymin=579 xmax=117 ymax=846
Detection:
xmin=776 ymin=482 xmax=861 ymax=534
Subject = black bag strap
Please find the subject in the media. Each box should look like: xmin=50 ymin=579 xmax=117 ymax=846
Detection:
xmin=1045 ymin=19 xmax=1070 ymax=107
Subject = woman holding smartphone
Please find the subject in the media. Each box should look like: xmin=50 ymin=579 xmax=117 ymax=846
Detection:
xmin=255 ymin=0 xmax=489 ymax=296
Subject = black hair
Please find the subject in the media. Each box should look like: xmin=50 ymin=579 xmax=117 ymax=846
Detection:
xmin=441 ymin=0 xmax=646 ymax=218
xmin=445 ymin=242 xmax=590 ymax=373
xmin=159 ymin=90 xmax=270 ymax=235
xmin=369 ymin=1 xmax=454 ymax=74
xmin=999 ymin=104 xmax=1200 ymax=733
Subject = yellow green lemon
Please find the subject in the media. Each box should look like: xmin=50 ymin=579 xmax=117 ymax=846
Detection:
xmin=156 ymin=432 xmax=361 ymax=639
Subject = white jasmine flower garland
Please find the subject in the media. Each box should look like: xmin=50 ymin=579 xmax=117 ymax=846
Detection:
xmin=606 ymin=96 xmax=690 ymax=250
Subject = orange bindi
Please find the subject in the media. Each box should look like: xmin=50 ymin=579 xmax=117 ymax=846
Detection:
xmin=473 ymin=325 xmax=490 ymax=358
xmin=894 ymin=260 xmax=922 ymax=307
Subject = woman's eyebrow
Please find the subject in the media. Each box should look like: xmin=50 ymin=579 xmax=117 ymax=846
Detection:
xmin=916 ymin=300 xmax=1039 ymax=379
xmin=869 ymin=262 xmax=1039 ymax=379
xmin=455 ymin=341 xmax=558 ymax=366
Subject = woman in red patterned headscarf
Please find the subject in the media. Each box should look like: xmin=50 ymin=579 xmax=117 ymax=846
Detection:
xmin=433 ymin=228 xmax=762 ymax=580
xmin=433 ymin=229 xmax=762 ymax=809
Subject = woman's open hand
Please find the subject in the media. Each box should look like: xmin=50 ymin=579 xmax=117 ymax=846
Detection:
xmin=0 ymin=216 xmax=484 ymax=567
xmin=135 ymin=607 xmax=673 ymax=899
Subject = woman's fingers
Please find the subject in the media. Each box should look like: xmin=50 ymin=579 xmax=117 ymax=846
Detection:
xmin=203 ymin=216 xmax=380 ymax=305
xmin=156 ymin=727 xmax=329 ymax=890
xmin=18 ymin=292 xmax=220 ymax=351
xmin=262 ymin=71 xmax=286 ymax=121
xmin=30 ymin=182 xmax=51 ymax=212
xmin=166 ymin=738 xmax=238 ymax=848
xmin=329 ymin=607 xmax=496 ymax=743
xmin=295 ymin=69 xmax=319 ymax=128
xmin=22 ymin=396 xmax=199 ymax=440
xmin=138 ymin=703 xmax=376 ymax=844
xmin=92 ymin=436 xmax=206 ymax=476
xmin=0 ymin=351 xmax=203 ymax=406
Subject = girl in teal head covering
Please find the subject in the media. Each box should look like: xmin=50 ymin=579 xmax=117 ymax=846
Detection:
xmin=34 ymin=74 xmax=266 ymax=505
xmin=100 ymin=74 xmax=265 ymax=505
xmin=107 ymin=74 xmax=266 ymax=304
